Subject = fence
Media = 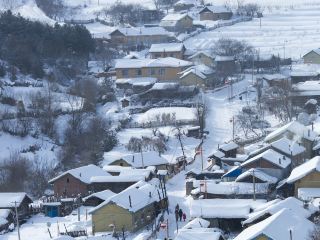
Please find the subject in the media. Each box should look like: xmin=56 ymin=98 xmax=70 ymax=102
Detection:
xmin=180 ymin=16 xmax=252 ymax=42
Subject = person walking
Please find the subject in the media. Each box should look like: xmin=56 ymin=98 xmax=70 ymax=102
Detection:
xmin=182 ymin=212 xmax=186 ymax=222
xmin=175 ymin=208 xmax=179 ymax=222
xmin=178 ymin=209 xmax=183 ymax=221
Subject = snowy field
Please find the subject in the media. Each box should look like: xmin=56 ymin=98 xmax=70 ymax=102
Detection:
xmin=184 ymin=5 xmax=320 ymax=59
xmin=132 ymin=107 xmax=197 ymax=125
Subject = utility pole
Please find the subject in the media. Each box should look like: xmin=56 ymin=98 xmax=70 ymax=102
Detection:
xmin=230 ymin=117 xmax=235 ymax=141
xmin=200 ymin=146 xmax=204 ymax=171
xmin=166 ymin=219 xmax=169 ymax=239
xmin=140 ymin=148 xmax=145 ymax=168
xmin=15 ymin=201 xmax=21 ymax=240
xmin=253 ymin=169 xmax=256 ymax=201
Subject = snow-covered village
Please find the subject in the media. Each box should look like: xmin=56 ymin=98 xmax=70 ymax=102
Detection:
xmin=2 ymin=0 xmax=320 ymax=239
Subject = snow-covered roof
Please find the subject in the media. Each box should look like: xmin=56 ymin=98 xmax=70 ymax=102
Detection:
xmin=290 ymin=71 xmax=318 ymax=77
xmin=115 ymin=151 xmax=169 ymax=168
xmin=209 ymin=150 xmax=225 ymax=159
xmin=83 ymin=190 xmax=116 ymax=202
xmin=179 ymin=68 xmax=207 ymax=79
xmin=103 ymin=165 xmax=135 ymax=172
xmin=287 ymin=156 xmax=320 ymax=183
xmin=304 ymin=48 xmax=320 ymax=57
xmin=42 ymin=202 xmax=62 ymax=206
xmin=49 ymin=164 xmax=110 ymax=184
xmin=112 ymin=27 xmax=170 ymax=37
xmin=151 ymin=82 xmax=179 ymax=90
xmin=175 ymin=0 xmax=197 ymax=6
xmin=200 ymin=5 xmax=232 ymax=14
xmin=182 ymin=217 xmax=210 ymax=229
xmin=175 ymin=228 xmax=223 ymax=240
xmin=235 ymin=168 xmax=278 ymax=184
xmin=0 ymin=192 xmax=32 ymax=208
xmin=243 ymin=197 xmax=315 ymax=225
xmin=149 ymin=43 xmax=184 ymax=53
xmin=292 ymin=80 xmax=320 ymax=92
xmin=90 ymin=175 xmax=146 ymax=183
xmin=160 ymin=14 xmax=193 ymax=27
xmin=179 ymin=64 xmax=214 ymax=79
xmin=119 ymin=168 xmax=153 ymax=178
xmin=265 ymin=121 xmax=317 ymax=142
xmin=219 ymin=141 xmax=238 ymax=152
xmin=242 ymin=149 xmax=291 ymax=169
xmin=115 ymin=57 xmax=193 ymax=69
xmin=161 ymin=13 xmax=191 ymax=21
xmin=190 ymin=199 xmax=266 ymax=219
xmin=298 ymin=188 xmax=320 ymax=201
xmin=188 ymin=51 xmax=215 ymax=60
xmin=191 ymin=181 xmax=269 ymax=196
xmin=215 ymin=55 xmax=234 ymax=61
xmin=262 ymin=74 xmax=288 ymax=81
xmin=270 ymin=137 xmax=306 ymax=156
xmin=90 ymin=180 xmax=163 ymax=213
xmin=0 ymin=209 xmax=11 ymax=225
xmin=234 ymin=209 xmax=315 ymax=240
xmin=115 ymin=77 xmax=157 ymax=87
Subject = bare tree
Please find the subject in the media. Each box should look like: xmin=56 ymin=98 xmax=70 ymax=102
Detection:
xmin=175 ymin=126 xmax=186 ymax=169
xmin=261 ymin=81 xmax=293 ymax=123
xmin=212 ymin=38 xmax=253 ymax=61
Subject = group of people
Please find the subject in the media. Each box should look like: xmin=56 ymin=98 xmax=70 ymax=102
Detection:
xmin=175 ymin=204 xmax=186 ymax=222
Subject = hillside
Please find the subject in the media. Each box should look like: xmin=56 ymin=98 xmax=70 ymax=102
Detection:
xmin=184 ymin=4 xmax=320 ymax=59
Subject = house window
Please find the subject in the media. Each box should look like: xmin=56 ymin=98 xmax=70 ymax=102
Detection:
xmin=170 ymin=53 xmax=174 ymax=57
xmin=67 ymin=178 xmax=70 ymax=183
xmin=159 ymin=68 xmax=165 ymax=75
xmin=150 ymin=69 xmax=156 ymax=75
xmin=136 ymin=69 xmax=142 ymax=76
xmin=122 ymin=69 xmax=129 ymax=77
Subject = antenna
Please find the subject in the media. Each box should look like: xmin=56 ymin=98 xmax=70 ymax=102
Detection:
xmin=129 ymin=195 xmax=132 ymax=208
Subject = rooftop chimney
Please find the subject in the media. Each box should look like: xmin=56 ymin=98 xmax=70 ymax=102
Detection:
xmin=129 ymin=195 xmax=132 ymax=208
xmin=279 ymin=158 xmax=282 ymax=165
xmin=308 ymin=129 xmax=310 ymax=137
xmin=149 ymin=192 xmax=152 ymax=198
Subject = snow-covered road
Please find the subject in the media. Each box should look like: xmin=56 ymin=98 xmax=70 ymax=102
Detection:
xmin=159 ymin=78 xmax=254 ymax=238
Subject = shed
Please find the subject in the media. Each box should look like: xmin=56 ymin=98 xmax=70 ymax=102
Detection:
xmin=234 ymin=209 xmax=314 ymax=240
xmin=48 ymin=164 xmax=111 ymax=197
xmin=241 ymin=149 xmax=291 ymax=179
xmin=0 ymin=193 xmax=33 ymax=221
xmin=199 ymin=6 xmax=233 ymax=21
xmin=218 ymin=141 xmax=238 ymax=157
xmin=43 ymin=202 xmax=62 ymax=218
xmin=0 ymin=209 xmax=14 ymax=233
xmin=90 ymin=180 xmax=166 ymax=233
xmin=189 ymin=199 xmax=265 ymax=231
xmin=286 ymin=156 xmax=320 ymax=197
xmin=83 ymin=190 xmax=116 ymax=207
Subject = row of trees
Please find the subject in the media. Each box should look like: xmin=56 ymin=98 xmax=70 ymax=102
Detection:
xmin=0 ymin=153 xmax=55 ymax=197
xmin=0 ymin=11 xmax=94 ymax=78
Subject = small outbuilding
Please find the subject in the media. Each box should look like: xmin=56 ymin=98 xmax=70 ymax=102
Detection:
xmin=199 ymin=6 xmax=233 ymax=21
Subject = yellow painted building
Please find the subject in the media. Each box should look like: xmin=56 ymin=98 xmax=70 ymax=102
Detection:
xmin=293 ymin=171 xmax=320 ymax=196
xmin=303 ymin=49 xmax=320 ymax=64
xmin=90 ymin=181 xmax=166 ymax=233
xmin=91 ymin=201 xmax=155 ymax=232
xmin=115 ymin=58 xmax=193 ymax=81
xmin=188 ymin=52 xmax=215 ymax=67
